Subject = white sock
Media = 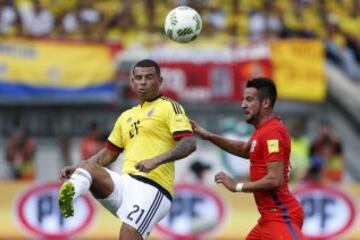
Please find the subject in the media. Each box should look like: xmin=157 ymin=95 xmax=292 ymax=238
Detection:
xmin=69 ymin=168 xmax=92 ymax=200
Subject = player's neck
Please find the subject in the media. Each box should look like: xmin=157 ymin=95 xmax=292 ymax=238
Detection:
xmin=139 ymin=94 xmax=161 ymax=105
xmin=255 ymin=112 xmax=275 ymax=128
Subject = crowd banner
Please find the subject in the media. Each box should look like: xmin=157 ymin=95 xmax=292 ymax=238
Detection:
xmin=270 ymin=39 xmax=326 ymax=102
xmin=1 ymin=181 xmax=359 ymax=239
xmin=0 ymin=38 xmax=326 ymax=102
xmin=0 ymin=39 xmax=120 ymax=98
xmin=116 ymin=42 xmax=272 ymax=102
xmin=116 ymin=40 xmax=325 ymax=102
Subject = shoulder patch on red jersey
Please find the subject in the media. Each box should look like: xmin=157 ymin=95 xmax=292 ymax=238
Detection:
xmin=267 ymin=139 xmax=279 ymax=153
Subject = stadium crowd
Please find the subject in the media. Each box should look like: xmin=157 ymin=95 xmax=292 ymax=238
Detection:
xmin=0 ymin=0 xmax=359 ymax=80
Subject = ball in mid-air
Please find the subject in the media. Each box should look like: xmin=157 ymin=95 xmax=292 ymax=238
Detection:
xmin=164 ymin=6 xmax=202 ymax=43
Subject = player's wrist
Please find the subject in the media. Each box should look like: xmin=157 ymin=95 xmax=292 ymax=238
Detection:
xmin=235 ymin=183 xmax=244 ymax=192
xmin=203 ymin=131 xmax=213 ymax=140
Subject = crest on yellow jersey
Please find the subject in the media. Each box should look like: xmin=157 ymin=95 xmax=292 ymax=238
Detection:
xmin=147 ymin=109 xmax=155 ymax=117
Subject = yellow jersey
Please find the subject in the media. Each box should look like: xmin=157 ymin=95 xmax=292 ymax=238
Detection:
xmin=107 ymin=96 xmax=193 ymax=197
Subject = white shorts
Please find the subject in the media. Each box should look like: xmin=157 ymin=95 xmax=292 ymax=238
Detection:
xmin=97 ymin=168 xmax=172 ymax=239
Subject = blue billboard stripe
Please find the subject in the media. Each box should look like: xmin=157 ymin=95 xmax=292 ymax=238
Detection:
xmin=271 ymin=192 xmax=299 ymax=240
xmin=0 ymin=81 xmax=115 ymax=96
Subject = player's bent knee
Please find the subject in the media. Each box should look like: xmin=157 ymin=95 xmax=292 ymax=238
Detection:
xmin=119 ymin=222 xmax=143 ymax=240
xmin=77 ymin=160 xmax=97 ymax=173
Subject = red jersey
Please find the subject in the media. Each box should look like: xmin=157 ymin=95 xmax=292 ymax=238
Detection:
xmin=249 ymin=116 xmax=303 ymax=226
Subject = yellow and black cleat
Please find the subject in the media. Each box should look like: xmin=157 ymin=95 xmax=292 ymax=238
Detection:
xmin=58 ymin=181 xmax=75 ymax=218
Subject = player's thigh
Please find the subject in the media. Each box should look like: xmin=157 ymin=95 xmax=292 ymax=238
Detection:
xmin=96 ymin=168 xmax=125 ymax=215
xmin=246 ymin=224 xmax=262 ymax=240
xmin=260 ymin=221 xmax=305 ymax=240
xmin=119 ymin=222 xmax=142 ymax=240
xmin=77 ymin=160 xmax=114 ymax=198
xmin=117 ymin=175 xmax=171 ymax=239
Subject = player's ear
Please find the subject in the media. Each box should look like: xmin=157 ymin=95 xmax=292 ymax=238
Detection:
xmin=130 ymin=73 xmax=135 ymax=89
xmin=159 ymin=76 xmax=163 ymax=85
xmin=262 ymin=98 xmax=271 ymax=109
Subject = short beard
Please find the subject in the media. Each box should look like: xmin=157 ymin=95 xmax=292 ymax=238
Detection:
xmin=246 ymin=109 xmax=261 ymax=125
xmin=245 ymin=116 xmax=254 ymax=124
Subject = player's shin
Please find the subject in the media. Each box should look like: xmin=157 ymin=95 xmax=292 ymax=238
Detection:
xmin=69 ymin=168 xmax=92 ymax=200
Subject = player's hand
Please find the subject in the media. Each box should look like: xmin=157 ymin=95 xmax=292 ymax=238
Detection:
xmin=214 ymin=171 xmax=237 ymax=192
xmin=135 ymin=158 xmax=160 ymax=173
xmin=190 ymin=120 xmax=211 ymax=140
xmin=59 ymin=166 xmax=76 ymax=182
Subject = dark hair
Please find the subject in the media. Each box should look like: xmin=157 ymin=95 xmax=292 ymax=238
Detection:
xmin=246 ymin=77 xmax=277 ymax=108
xmin=133 ymin=59 xmax=161 ymax=76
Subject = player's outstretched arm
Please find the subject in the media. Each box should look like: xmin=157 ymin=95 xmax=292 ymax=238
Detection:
xmin=240 ymin=160 xmax=284 ymax=192
xmin=135 ymin=136 xmax=196 ymax=173
xmin=190 ymin=120 xmax=250 ymax=158
xmin=215 ymin=161 xmax=284 ymax=193
xmin=214 ymin=171 xmax=237 ymax=192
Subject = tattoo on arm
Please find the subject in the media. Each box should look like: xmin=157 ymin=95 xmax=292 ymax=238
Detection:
xmin=157 ymin=137 xmax=196 ymax=165
xmin=87 ymin=149 xmax=106 ymax=166
xmin=87 ymin=148 xmax=118 ymax=167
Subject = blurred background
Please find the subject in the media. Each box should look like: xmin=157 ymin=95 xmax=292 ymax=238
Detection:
xmin=0 ymin=0 xmax=359 ymax=239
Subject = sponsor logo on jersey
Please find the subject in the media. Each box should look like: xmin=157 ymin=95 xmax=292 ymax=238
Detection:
xmin=267 ymin=139 xmax=279 ymax=153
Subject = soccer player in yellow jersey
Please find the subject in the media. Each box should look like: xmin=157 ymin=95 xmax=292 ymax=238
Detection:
xmin=58 ymin=59 xmax=196 ymax=239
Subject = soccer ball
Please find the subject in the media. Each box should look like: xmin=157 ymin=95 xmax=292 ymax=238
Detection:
xmin=164 ymin=6 xmax=202 ymax=43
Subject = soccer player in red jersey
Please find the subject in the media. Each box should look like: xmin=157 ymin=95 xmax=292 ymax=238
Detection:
xmin=191 ymin=78 xmax=304 ymax=240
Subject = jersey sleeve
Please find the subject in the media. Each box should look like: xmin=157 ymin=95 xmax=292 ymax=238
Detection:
xmin=106 ymin=115 xmax=124 ymax=152
xmin=165 ymin=100 xmax=193 ymax=140
xmin=261 ymin=128 xmax=285 ymax=163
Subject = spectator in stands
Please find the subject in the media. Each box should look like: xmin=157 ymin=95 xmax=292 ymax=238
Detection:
xmin=59 ymin=3 xmax=82 ymax=38
xmin=247 ymin=9 xmax=266 ymax=40
xmin=189 ymin=160 xmax=211 ymax=184
xmin=144 ymin=0 xmax=157 ymax=32
xmin=1 ymin=0 xmax=359 ymax=79
xmin=179 ymin=159 xmax=212 ymax=185
xmin=309 ymin=120 xmax=344 ymax=183
xmin=0 ymin=0 xmax=22 ymax=36
xmin=18 ymin=0 xmax=54 ymax=37
xmin=324 ymin=14 xmax=360 ymax=81
xmin=77 ymin=0 xmax=103 ymax=39
xmin=303 ymin=158 xmax=323 ymax=183
xmin=248 ymin=1 xmax=283 ymax=40
xmin=203 ymin=3 xmax=226 ymax=31
xmin=80 ymin=122 xmax=105 ymax=160
xmin=289 ymin=118 xmax=310 ymax=182
xmin=104 ymin=6 xmax=136 ymax=42
xmin=59 ymin=0 xmax=103 ymax=40
xmin=5 ymin=128 xmax=35 ymax=180
xmin=284 ymin=0 xmax=319 ymax=38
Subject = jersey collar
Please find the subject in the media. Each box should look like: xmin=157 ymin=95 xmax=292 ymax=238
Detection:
xmin=141 ymin=95 xmax=162 ymax=107
xmin=255 ymin=115 xmax=280 ymax=129
xmin=147 ymin=94 xmax=162 ymax=102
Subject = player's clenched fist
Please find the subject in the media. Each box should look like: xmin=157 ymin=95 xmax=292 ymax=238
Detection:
xmin=59 ymin=166 xmax=76 ymax=182
xmin=135 ymin=158 xmax=160 ymax=173
xmin=214 ymin=171 xmax=237 ymax=192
